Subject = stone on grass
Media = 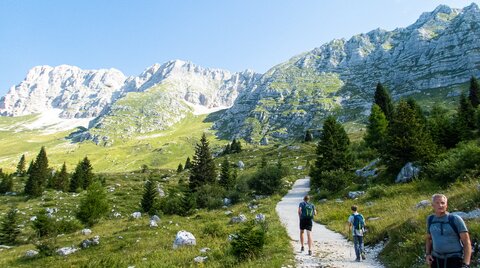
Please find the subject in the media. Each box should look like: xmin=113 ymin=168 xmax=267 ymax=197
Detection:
xmin=150 ymin=215 xmax=161 ymax=223
xmin=81 ymin=229 xmax=92 ymax=235
xmin=56 ymin=246 xmax=79 ymax=256
xmin=25 ymin=250 xmax=39 ymax=258
xmin=228 ymin=234 xmax=238 ymax=241
xmin=224 ymin=210 xmax=233 ymax=216
xmin=173 ymin=231 xmax=196 ymax=249
xmin=255 ymin=213 xmax=266 ymax=223
xmin=81 ymin=236 xmax=100 ymax=249
xmin=131 ymin=212 xmax=141 ymax=219
xmin=149 ymin=220 xmax=158 ymax=228
xmin=230 ymin=214 xmax=247 ymax=223
xmin=194 ymin=256 xmax=208 ymax=263
xmin=348 ymin=191 xmax=365 ymax=199
xmin=395 ymin=162 xmax=420 ymax=183
xmin=415 ymin=200 xmax=430 ymax=209
xmin=237 ymin=161 xmax=245 ymax=169
xmin=223 ymin=198 xmax=231 ymax=206
xmin=200 ymin=247 xmax=210 ymax=253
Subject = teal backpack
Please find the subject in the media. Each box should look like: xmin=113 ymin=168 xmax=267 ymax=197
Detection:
xmin=303 ymin=202 xmax=314 ymax=219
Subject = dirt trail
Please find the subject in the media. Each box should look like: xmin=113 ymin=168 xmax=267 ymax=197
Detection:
xmin=276 ymin=177 xmax=384 ymax=268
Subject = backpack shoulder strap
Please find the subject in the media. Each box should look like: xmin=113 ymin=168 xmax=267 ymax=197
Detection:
xmin=447 ymin=214 xmax=460 ymax=238
xmin=427 ymin=215 xmax=434 ymax=233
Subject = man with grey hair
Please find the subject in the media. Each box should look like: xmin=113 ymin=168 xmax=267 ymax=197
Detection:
xmin=425 ymin=194 xmax=471 ymax=268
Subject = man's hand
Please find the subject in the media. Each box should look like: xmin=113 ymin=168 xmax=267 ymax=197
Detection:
xmin=425 ymin=254 xmax=433 ymax=265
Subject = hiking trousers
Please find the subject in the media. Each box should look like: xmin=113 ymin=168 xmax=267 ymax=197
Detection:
xmin=431 ymin=256 xmax=462 ymax=268
xmin=353 ymin=235 xmax=364 ymax=260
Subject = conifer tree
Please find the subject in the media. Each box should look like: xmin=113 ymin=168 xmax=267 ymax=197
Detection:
xmin=219 ymin=158 xmax=234 ymax=190
xmin=230 ymin=139 xmax=242 ymax=153
xmin=469 ymin=76 xmax=480 ymax=108
xmin=69 ymin=160 xmax=85 ymax=192
xmin=223 ymin=144 xmax=231 ymax=155
xmin=80 ymin=157 xmax=94 ymax=190
xmin=383 ymin=100 xmax=436 ymax=174
xmin=141 ymin=180 xmax=157 ymax=214
xmin=76 ymin=181 xmax=109 ymax=226
xmin=189 ymin=133 xmax=217 ymax=191
xmin=427 ymin=105 xmax=458 ymax=149
xmin=16 ymin=154 xmax=26 ymax=176
xmin=364 ymin=104 xmax=388 ymax=151
xmin=26 ymin=160 xmax=34 ymax=176
xmin=304 ymin=130 xmax=313 ymax=142
xmin=310 ymin=116 xmax=351 ymax=184
xmin=0 ymin=207 xmax=21 ymax=245
xmin=407 ymin=97 xmax=427 ymax=125
xmin=374 ymin=82 xmax=394 ymax=121
xmin=455 ymin=93 xmax=477 ymax=141
xmin=24 ymin=147 xmax=50 ymax=197
xmin=0 ymin=173 xmax=13 ymax=194
xmin=177 ymin=163 xmax=183 ymax=173
xmin=52 ymin=163 xmax=69 ymax=192
xmin=184 ymin=157 xmax=192 ymax=170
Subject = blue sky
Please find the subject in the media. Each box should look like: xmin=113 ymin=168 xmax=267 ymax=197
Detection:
xmin=1 ymin=0 xmax=479 ymax=97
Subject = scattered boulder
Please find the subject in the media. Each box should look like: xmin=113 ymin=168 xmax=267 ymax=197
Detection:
xmin=194 ymin=256 xmax=208 ymax=263
xmin=131 ymin=212 xmax=141 ymax=219
xmin=200 ymin=247 xmax=210 ymax=253
xmin=223 ymin=198 xmax=231 ymax=206
xmin=25 ymin=250 xmax=39 ymax=258
xmin=149 ymin=220 xmax=158 ymax=228
xmin=452 ymin=209 xmax=480 ymax=220
xmin=81 ymin=229 xmax=92 ymax=236
xmin=335 ymin=199 xmax=344 ymax=203
xmin=355 ymin=159 xmax=379 ymax=178
xmin=395 ymin=162 xmax=420 ymax=183
xmin=113 ymin=212 xmax=122 ymax=218
xmin=228 ymin=234 xmax=238 ymax=241
xmin=237 ymin=161 xmax=245 ymax=169
xmin=30 ymin=216 xmax=37 ymax=221
xmin=157 ymin=184 xmax=165 ymax=197
xmin=173 ymin=231 xmax=196 ymax=249
xmin=0 ymin=245 xmax=12 ymax=249
xmin=255 ymin=213 xmax=266 ymax=223
xmin=56 ymin=246 xmax=79 ymax=256
xmin=80 ymin=236 xmax=100 ymax=249
xmin=348 ymin=191 xmax=365 ymax=199
xmin=415 ymin=200 xmax=430 ymax=209
xmin=260 ymin=137 xmax=269 ymax=145
xmin=224 ymin=210 xmax=233 ymax=216
xmin=230 ymin=214 xmax=247 ymax=223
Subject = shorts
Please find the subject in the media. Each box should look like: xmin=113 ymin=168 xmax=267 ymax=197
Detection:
xmin=300 ymin=218 xmax=312 ymax=231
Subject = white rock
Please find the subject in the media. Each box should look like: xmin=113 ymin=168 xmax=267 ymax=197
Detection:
xmin=150 ymin=215 xmax=161 ymax=222
xmin=230 ymin=214 xmax=247 ymax=223
xmin=415 ymin=200 xmax=430 ymax=209
xmin=131 ymin=212 xmax=141 ymax=219
xmin=81 ymin=229 xmax=92 ymax=235
xmin=348 ymin=191 xmax=365 ymax=199
xmin=149 ymin=220 xmax=158 ymax=228
xmin=255 ymin=213 xmax=266 ymax=222
xmin=194 ymin=256 xmax=208 ymax=263
xmin=56 ymin=246 xmax=79 ymax=256
xmin=237 ymin=161 xmax=245 ymax=169
xmin=25 ymin=250 xmax=39 ymax=258
xmin=173 ymin=231 xmax=196 ymax=249
xmin=200 ymin=247 xmax=211 ymax=253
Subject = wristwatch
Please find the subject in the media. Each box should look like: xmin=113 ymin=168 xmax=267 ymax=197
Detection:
xmin=461 ymin=263 xmax=470 ymax=268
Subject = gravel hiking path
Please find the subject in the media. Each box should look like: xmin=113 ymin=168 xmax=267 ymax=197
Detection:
xmin=276 ymin=177 xmax=385 ymax=268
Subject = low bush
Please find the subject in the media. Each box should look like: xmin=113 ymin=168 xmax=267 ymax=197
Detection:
xmin=230 ymin=221 xmax=266 ymax=260
xmin=195 ymin=184 xmax=225 ymax=209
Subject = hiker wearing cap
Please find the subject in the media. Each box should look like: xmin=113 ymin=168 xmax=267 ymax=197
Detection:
xmin=298 ymin=195 xmax=316 ymax=255
xmin=348 ymin=205 xmax=366 ymax=262
xmin=425 ymin=194 xmax=471 ymax=268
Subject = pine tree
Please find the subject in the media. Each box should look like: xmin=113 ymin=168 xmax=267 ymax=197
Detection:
xmin=189 ymin=133 xmax=217 ymax=191
xmin=80 ymin=157 xmax=94 ymax=190
xmin=427 ymin=105 xmax=458 ymax=149
xmin=24 ymin=147 xmax=50 ymax=197
xmin=16 ymin=154 xmax=26 ymax=176
xmin=0 ymin=207 xmax=21 ymax=245
xmin=52 ymin=163 xmax=69 ymax=192
xmin=469 ymin=76 xmax=480 ymax=108
xmin=76 ymin=181 xmax=109 ymax=227
xmin=26 ymin=160 xmax=34 ymax=176
xmin=374 ymin=82 xmax=394 ymax=121
xmin=455 ymin=93 xmax=477 ymax=141
xmin=69 ymin=160 xmax=85 ymax=192
xmin=304 ymin=130 xmax=313 ymax=142
xmin=184 ymin=157 xmax=192 ymax=170
xmin=230 ymin=139 xmax=242 ymax=153
xmin=219 ymin=158 xmax=234 ymax=190
xmin=310 ymin=116 xmax=351 ymax=185
xmin=177 ymin=163 xmax=184 ymax=173
xmin=364 ymin=104 xmax=388 ymax=151
xmin=223 ymin=144 xmax=231 ymax=155
xmin=141 ymin=180 xmax=157 ymax=214
xmin=383 ymin=100 xmax=436 ymax=174
xmin=0 ymin=173 xmax=13 ymax=194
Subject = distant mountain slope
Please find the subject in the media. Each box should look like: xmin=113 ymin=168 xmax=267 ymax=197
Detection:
xmin=214 ymin=3 xmax=480 ymax=142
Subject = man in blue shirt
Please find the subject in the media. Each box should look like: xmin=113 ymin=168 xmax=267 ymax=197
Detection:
xmin=425 ymin=194 xmax=471 ymax=268
xmin=298 ymin=195 xmax=316 ymax=255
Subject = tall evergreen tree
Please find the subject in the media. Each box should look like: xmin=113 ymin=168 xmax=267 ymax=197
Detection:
xmin=304 ymin=130 xmax=313 ymax=142
xmin=80 ymin=157 xmax=94 ymax=190
xmin=177 ymin=163 xmax=184 ymax=173
xmin=230 ymin=139 xmax=242 ymax=153
xmin=407 ymin=97 xmax=427 ymax=125
xmin=219 ymin=158 xmax=234 ymax=190
xmin=0 ymin=173 xmax=13 ymax=194
xmin=310 ymin=116 xmax=351 ymax=184
xmin=26 ymin=160 xmax=34 ymax=176
xmin=76 ymin=181 xmax=109 ymax=227
xmin=374 ymin=82 xmax=394 ymax=121
xmin=0 ymin=207 xmax=21 ymax=245
xmin=383 ymin=100 xmax=436 ymax=174
xmin=24 ymin=147 xmax=49 ymax=197
xmin=16 ymin=154 xmax=26 ymax=176
xmin=455 ymin=93 xmax=477 ymax=141
xmin=141 ymin=180 xmax=157 ymax=215
xmin=69 ymin=157 xmax=94 ymax=192
xmin=469 ymin=76 xmax=480 ymax=108
xmin=52 ymin=163 xmax=69 ymax=192
xmin=189 ymin=133 xmax=217 ymax=191
xmin=364 ymin=104 xmax=388 ymax=151
xmin=427 ymin=105 xmax=458 ymax=149
xmin=184 ymin=157 xmax=192 ymax=170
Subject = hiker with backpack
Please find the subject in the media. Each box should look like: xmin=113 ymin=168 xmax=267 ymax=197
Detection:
xmin=425 ymin=194 xmax=471 ymax=268
xmin=298 ymin=195 xmax=316 ymax=255
xmin=348 ymin=205 xmax=366 ymax=262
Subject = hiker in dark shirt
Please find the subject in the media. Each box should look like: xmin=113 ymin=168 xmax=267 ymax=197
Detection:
xmin=348 ymin=205 xmax=366 ymax=262
xmin=425 ymin=194 xmax=471 ymax=268
xmin=298 ymin=195 xmax=316 ymax=255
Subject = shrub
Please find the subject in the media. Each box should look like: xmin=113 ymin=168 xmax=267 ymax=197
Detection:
xmin=56 ymin=219 xmax=83 ymax=234
xmin=76 ymin=181 xmax=109 ymax=226
xmin=35 ymin=238 xmax=57 ymax=256
xmin=0 ymin=174 xmax=13 ymax=194
xmin=202 ymin=222 xmax=226 ymax=238
xmin=425 ymin=141 xmax=480 ymax=184
xmin=195 ymin=184 xmax=225 ymax=209
xmin=316 ymin=169 xmax=354 ymax=193
xmin=248 ymin=165 xmax=286 ymax=195
xmin=230 ymin=221 xmax=266 ymax=260
xmin=158 ymin=188 xmax=195 ymax=216
xmin=0 ymin=207 xmax=20 ymax=245
xmin=32 ymin=210 xmax=57 ymax=238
